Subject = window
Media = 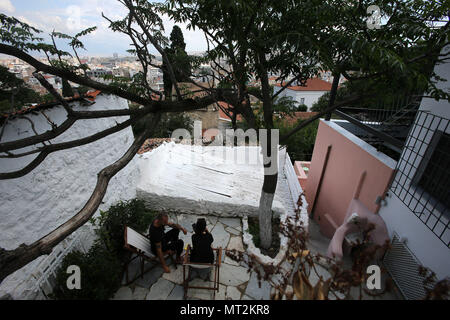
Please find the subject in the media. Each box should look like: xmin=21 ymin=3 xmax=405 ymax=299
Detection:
xmin=414 ymin=130 xmax=450 ymax=210
xmin=391 ymin=111 xmax=450 ymax=247
xmin=300 ymin=98 xmax=305 ymax=105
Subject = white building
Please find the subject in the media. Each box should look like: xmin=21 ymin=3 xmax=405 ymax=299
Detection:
xmin=0 ymin=94 xmax=140 ymax=299
xmin=273 ymin=78 xmax=332 ymax=110
xmin=378 ymin=54 xmax=450 ymax=298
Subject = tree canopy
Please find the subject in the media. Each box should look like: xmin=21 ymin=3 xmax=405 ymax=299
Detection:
xmin=0 ymin=0 xmax=449 ymax=280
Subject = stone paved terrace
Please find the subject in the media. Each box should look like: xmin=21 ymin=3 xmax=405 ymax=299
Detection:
xmin=113 ymin=145 xmax=301 ymax=300
xmin=112 ymin=215 xmax=282 ymax=300
xmin=111 ymin=144 xmax=400 ymax=300
xmin=112 ymin=213 xmax=401 ymax=300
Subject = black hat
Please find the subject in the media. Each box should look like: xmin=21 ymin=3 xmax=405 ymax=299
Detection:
xmin=193 ymin=218 xmax=207 ymax=233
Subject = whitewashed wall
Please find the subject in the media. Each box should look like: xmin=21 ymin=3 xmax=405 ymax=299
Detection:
xmin=379 ymin=54 xmax=450 ymax=280
xmin=0 ymin=94 xmax=140 ymax=299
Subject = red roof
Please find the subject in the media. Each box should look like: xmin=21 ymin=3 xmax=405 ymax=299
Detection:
xmin=86 ymin=90 xmax=101 ymax=101
xmin=275 ymin=78 xmax=332 ymax=92
xmin=217 ymin=101 xmax=243 ymax=122
xmin=1 ymin=91 xmax=101 ymax=121
xmin=138 ymin=138 xmax=173 ymax=154
xmin=277 ymin=112 xmax=319 ymax=126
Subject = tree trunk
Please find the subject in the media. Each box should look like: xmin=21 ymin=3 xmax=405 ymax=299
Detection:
xmin=256 ymin=51 xmax=278 ymax=250
xmin=62 ymin=78 xmax=74 ymax=98
xmin=325 ymin=72 xmax=340 ymax=120
xmin=259 ymin=191 xmax=274 ymax=248
xmin=259 ymin=175 xmax=277 ymax=249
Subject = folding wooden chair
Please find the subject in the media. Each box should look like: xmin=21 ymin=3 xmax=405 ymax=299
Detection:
xmin=182 ymin=245 xmax=222 ymax=299
xmin=123 ymin=226 xmax=173 ymax=284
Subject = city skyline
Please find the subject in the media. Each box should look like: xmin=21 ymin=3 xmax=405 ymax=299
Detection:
xmin=0 ymin=0 xmax=208 ymax=56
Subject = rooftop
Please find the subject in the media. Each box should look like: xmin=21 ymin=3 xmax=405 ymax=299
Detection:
xmin=274 ymin=78 xmax=333 ymax=92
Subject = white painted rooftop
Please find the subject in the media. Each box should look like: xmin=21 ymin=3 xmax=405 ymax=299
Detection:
xmin=136 ymin=142 xmax=291 ymax=217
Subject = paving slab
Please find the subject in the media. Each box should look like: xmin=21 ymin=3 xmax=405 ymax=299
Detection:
xmin=162 ymin=265 xmax=184 ymax=285
xmin=167 ymin=285 xmax=185 ymax=300
xmin=225 ymin=226 xmax=241 ymax=236
xmin=178 ymin=214 xmax=201 ymax=233
xmin=123 ymin=258 xmax=142 ymax=284
xmin=112 ymin=286 xmax=133 ymax=300
xmin=218 ymin=263 xmax=250 ymax=286
xmin=215 ymin=284 xmax=227 ymax=300
xmin=226 ymin=286 xmax=242 ymax=300
xmin=224 ymin=256 xmax=240 ymax=266
xmin=133 ymin=286 xmax=149 ymax=300
xmin=186 ymin=278 xmax=214 ymax=300
xmin=227 ymin=236 xmax=244 ymax=252
xmin=146 ymin=278 xmax=175 ymax=300
xmin=211 ymin=222 xmax=230 ymax=249
xmin=207 ymin=216 xmax=218 ymax=226
xmin=219 ymin=217 xmax=242 ymax=230
xmin=245 ymin=272 xmax=272 ymax=300
xmin=134 ymin=265 xmax=164 ymax=289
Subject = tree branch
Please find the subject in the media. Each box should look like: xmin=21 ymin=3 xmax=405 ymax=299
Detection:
xmin=280 ymin=94 xmax=367 ymax=142
xmin=0 ymin=43 xmax=149 ymax=106
xmin=0 ymin=117 xmax=137 ymax=179
xmin=124 ymin=0 xmax=182 ymax=101
xmin=32 ymin=72 xmax=75 ymax=116
xmin=0 ymin=115 xmax=158 ymax=283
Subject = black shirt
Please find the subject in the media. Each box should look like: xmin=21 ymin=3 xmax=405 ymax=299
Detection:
xmin=149 ymin=220 xmax=165 ymax=253
xmin=190 ymin=232 xmax=214 ymax=264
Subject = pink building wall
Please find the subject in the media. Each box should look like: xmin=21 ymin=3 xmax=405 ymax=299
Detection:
xmin=306 ymin=120 xmax=396 ymax=239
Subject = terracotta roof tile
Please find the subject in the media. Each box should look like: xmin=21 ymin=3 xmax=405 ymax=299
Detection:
xmin=138 ymin=138 xmax=174 ymax=154
xmin=274 ymin=78 xmax=332 ymax=91
xmin=276 ymin=112 xmax=319 ymax=125
xmin=1 ymin=91 xmax=101 ymax=122
xmin=217 ymin=101 xmax=243 ymax=122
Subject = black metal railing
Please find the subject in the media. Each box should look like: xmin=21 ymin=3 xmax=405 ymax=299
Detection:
xmin=338 ymin=95 xmax=420 ymax=126
xmin=391 ymin=110 xmax=450 ymax=248
xmin=334 ymin=95 xmax=421 ymax=157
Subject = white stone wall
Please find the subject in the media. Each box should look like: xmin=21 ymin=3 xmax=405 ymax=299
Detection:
xmin=378 ymin=54 xmax=450 ymax=280
xmin=0 ymin=94 xmax=140 ymax=299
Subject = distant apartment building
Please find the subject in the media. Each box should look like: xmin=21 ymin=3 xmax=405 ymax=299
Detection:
xmin=86 ymin=68 xmax=113 ymax=78
xmin=273 ymin=78 xmax=332 ymax=110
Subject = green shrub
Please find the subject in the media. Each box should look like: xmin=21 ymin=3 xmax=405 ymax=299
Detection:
xmin=52 ymin=243 xmax=122 ymax=300
xmin=52 ymin=199 xmax=157 ymax=300
xmin=297 ymin=104 xmax=308 ymax=112
xmin=275 ymin=117 xmax=319 ymax=161
xmin=91 ymin=198 xmax=157 ymax=259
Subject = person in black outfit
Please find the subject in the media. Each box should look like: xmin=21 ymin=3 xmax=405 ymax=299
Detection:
xmin=189 ymin=218 xmax=214 ymax=280
xmin=149 ymin=213 xmax=187 ymax=273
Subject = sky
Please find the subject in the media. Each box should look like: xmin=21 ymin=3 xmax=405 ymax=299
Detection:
xmin=0 ymin=0 xmax=207 ymax=56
